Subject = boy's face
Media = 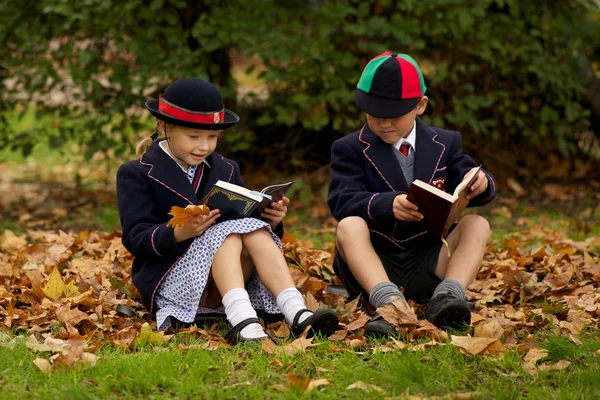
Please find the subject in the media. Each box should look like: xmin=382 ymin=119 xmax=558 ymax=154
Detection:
xmin=162 ymin=123 xmax=220 ymax=168
xmin=366 ymin=97 xmax=428 ymax=144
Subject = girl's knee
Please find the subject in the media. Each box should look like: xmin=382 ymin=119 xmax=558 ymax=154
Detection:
xmin=336 ymin=216 xmax=369 ymax=245
xmin=223 ymin=233 xmax=243 ymax=246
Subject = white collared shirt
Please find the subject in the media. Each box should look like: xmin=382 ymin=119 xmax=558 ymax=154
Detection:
xmin=392 ymin=122 xmax=416 ymax=154
xmin=159 ymin=140 xmax=210 ymax=173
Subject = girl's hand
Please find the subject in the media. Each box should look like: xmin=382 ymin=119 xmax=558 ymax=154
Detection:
xmin=465 ymin=169 xmax=489 ymax=200
xmin=393 ymin=194 xmax=423 ymax=222
xmin=173 ymin=209 xmax=220 ymax=242
xmin=261 ymin=196 xmax=290 ymax=229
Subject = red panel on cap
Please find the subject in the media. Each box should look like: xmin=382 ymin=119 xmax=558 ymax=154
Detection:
xmin=396 ymin=58 xmax=422 ymax=99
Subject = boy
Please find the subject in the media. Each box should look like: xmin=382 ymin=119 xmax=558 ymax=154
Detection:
xmin=328 ymin=52 xmax=496 ymax=335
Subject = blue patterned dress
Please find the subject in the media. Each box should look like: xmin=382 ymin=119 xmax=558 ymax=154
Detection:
xmin=154 ymin=163 xmax=281 ymax=331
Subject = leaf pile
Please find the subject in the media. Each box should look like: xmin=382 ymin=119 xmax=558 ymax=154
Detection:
xmin=0 ymin=225 xmax=599 ymax=374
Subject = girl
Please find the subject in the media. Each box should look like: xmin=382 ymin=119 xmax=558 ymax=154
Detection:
xmin=117 ymin=78 xmax=339 ymax=344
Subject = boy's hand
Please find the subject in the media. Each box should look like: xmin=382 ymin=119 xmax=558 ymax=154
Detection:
xmin=173 ymin=208 xmax=220 ymax=242
xmin=261 ymin=196 xmax=290 ymax=229
xmin=393 ymin=194 xmax=423 ymax=222
xmin=465 ymin=168 xmax=488 ymax=200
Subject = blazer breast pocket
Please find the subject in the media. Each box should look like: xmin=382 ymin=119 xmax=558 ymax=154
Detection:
xmin=430 ymin=168 xmax=447 ymax=191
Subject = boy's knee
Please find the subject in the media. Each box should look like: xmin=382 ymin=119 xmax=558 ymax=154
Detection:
xmin=336 ymin=216 xmax=369 ymax=245
xmin=462 ymin=214 xmax=490 ymax=240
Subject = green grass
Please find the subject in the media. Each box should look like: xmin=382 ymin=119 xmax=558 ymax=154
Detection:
xmin=1 ymin=331 xmax=599 ymax=399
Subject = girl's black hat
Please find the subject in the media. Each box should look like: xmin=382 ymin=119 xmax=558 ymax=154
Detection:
xmin=146 ymin=78 xmax=239 ymax=130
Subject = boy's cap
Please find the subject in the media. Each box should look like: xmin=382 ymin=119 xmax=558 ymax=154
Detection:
xmin=146 ymin=78 xmax=239 ymax=130
xmin=355 ymin=52 xmax=426 ymax=118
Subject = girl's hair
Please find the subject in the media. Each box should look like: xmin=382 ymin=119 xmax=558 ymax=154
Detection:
xmin=135 ymin=120 xmax=163 ymax=157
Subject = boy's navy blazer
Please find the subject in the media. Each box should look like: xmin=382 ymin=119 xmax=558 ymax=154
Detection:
xmin=117 ymin=140 xmax=283 ymax=314
xmin=328 ymin=118 xmax=496 ymax=250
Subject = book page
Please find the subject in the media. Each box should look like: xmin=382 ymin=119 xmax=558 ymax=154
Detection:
xmin=260 ymin=180 xmax=295 ymax=201
xmin=215 ymin=180 xmax=266 ymax=202
xmin=452 ymin=165 xmax=482 ymax=198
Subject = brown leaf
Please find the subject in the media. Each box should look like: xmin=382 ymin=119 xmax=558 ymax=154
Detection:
xmin=167 ymin=205 xmax=210 ymax=227
xmin=523 ymin=348 xmax=549 ymax=365
xmin=328 ymin=329 xmax=348 ymax=341
xmin=450 ymin=335 xmax=504 ymax=356
xmin=304 ymin=291 xmax=319 ymax=313
xmin=33 ymin=358 xmax=52 ymax=373
xmin=287 ymin=373 xmax=329 ymax=392
xmin=345 ymin=312 xmax=369 ymax=331
xmin=56 ymin=306 xmax=91 ymax=327
xmin=539 ymin=360 xmax=571 ymax=371
xmin=346 ymin=381 xmax=385 ymax=393
xmin=377 ymin=297 xmax=418 ymax=327
xmin=474 ymin=319 xmax=504 ymax=339
xmin=1 ymin=230 xmax=27 ymax=254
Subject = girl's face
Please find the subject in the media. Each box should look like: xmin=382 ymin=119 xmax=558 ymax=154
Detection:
xmin=162 ymin=123 xmax=219 ymax=169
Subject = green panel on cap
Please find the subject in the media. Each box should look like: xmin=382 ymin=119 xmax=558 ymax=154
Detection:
xmin=357 ymin=56 xmax=389 ymax=93
xmin=397 ymin=54 xmax=427 ymax=95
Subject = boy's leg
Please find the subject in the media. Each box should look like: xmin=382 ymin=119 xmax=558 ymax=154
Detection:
xmin=336 ymin=217 xmax=405 ymax=335
xmin=211 ymin=233 xmax=267 ymax=340
xmin=241 ymin=228 xmax=338 ymax=337
xmin=425 ymin=214 xmax=491 ymax=329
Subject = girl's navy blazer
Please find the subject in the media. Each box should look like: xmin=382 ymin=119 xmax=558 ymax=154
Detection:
xmin=117 ymin=140 xmax=283 ymax=313
xmin=328 ymin=118 xmax=497 ymax=250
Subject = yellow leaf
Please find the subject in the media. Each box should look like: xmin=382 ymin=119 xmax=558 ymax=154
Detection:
xmin=132 ymin=322 xmax=169 ymax=349
xmin=167 ymin=205 xmax=210 ymax=227
xmin=63 ymin=280 xmax=82 ymax=298
xmin=42 ymin=267 xmax=67 ymax=300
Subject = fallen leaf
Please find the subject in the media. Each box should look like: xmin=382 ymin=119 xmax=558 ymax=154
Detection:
xmin=33 ymin=358 xmax=52 ymax=373
xmin=450 ymin=335 xmax=504 ymax=356
xmin=474 ymin=319 xmax=504 ymax=339
xmin=345 ymin=313 xmax=369 ymax=331
xmin=346 ymin=381 xmax=385 ymax=393
xmin=42 ymin=267 xmax=67 ymax=300
xmin=539 ymin=360 xmax=571 ymax=371
xmin=377 ymin=297 xmax=418 ymax=327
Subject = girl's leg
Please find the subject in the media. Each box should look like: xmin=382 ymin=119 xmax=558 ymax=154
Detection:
xmin=241 ymin=228 xmax=338 ymax=335
xmin=211 ymin=233 xmax=267 ymax=340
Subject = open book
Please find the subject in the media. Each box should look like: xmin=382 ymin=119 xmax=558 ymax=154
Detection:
xmin=406 ymin=166 xmax=482 ymax=238
xmin=200 ymin=180 xmax=295 ymax=222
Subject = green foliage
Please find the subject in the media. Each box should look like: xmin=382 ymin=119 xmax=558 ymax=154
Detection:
xmin=1 ymin=0 xmax=598 ymax=162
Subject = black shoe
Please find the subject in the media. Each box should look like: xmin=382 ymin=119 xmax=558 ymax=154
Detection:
xmin=364 ymin=313 xmax=396 ymax=337
xmin=290 ymin=309 xmax=339 ymax=338
xmin=424 ymin=294 xmax=471 ymax=330
xmin=224 ymin=317 xmax=268 ymax=345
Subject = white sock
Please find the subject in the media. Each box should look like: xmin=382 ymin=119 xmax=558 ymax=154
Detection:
xmin=276 ymin=287 xmax=312 ymax=325
xmin=222 ymin=288 xmax=266 ymax=339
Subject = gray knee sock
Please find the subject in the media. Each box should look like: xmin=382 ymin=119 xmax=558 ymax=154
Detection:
xmin=369 ymin=281 xmax=404 ymax=308
xmin=432 ymin=279 xmax=465 ymax=299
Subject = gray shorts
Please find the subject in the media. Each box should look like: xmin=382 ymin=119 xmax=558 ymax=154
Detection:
xmin=332 ymin=240 xmax=443 ymax=303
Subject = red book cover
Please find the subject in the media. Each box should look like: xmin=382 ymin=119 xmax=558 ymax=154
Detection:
xmin=406 ymin=167 xmax=481 ymax=238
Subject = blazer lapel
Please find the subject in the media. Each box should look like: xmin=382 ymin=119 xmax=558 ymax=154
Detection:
xmin=359 ymin=124 xmax=408 ymax=191
xmin=414 ymin=118 xmax=445 ymax=184
xmin=198 ymin=152 xmax=236 ymax=199
xmin=140 ymin=141 xmax=199 ymax=205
